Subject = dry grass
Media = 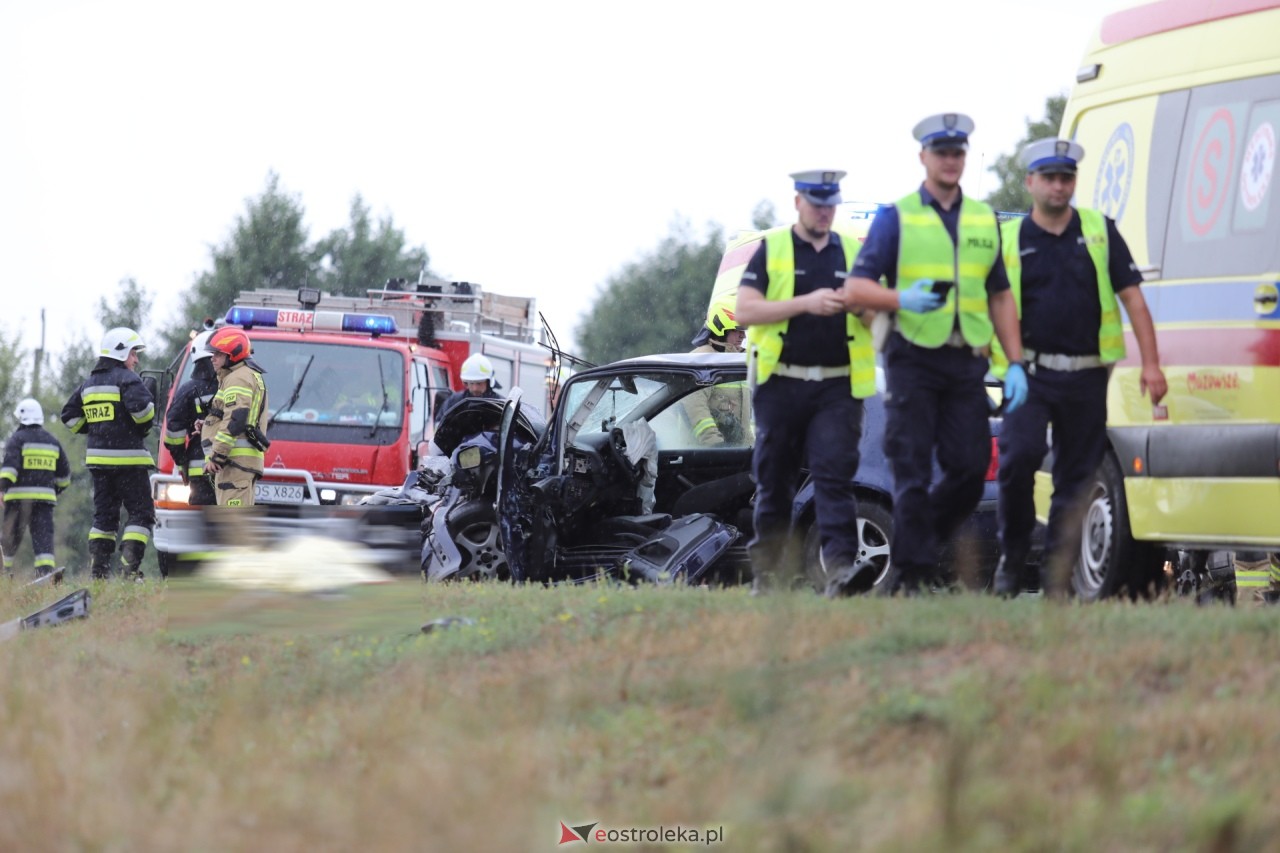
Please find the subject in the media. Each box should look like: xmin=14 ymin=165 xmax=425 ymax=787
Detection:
xmin=1 ymin=577 xmax=1279 ymax=852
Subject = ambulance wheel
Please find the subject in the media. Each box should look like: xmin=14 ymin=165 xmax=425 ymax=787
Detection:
xmin=446 ymin=500 xmax=509 ymax=582
xmin=1074 ymin=454 xmax=1167 ymax=601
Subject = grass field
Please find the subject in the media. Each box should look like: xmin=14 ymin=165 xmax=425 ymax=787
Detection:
xmin=2 ymin=576 xmax=1278 ymax=852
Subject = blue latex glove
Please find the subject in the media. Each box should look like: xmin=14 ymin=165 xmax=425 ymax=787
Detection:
xmin=898 ymin=278 xmax=945 ymax=313
xmin=1003 ymin=362 xmax=1028 ymax=414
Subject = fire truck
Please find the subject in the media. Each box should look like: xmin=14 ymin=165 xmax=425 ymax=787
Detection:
xmin=151 ymin=280 xmax=555 ymax=573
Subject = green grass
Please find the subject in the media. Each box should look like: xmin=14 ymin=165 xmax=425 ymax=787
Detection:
xmin=1 ymin=577 xmax=1278 ymax=851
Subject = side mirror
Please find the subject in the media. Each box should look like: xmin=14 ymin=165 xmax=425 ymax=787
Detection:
xmin=142 ymin=375 xmax=159 ymax=401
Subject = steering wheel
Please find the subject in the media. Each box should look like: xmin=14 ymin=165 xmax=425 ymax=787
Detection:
xmin=608 ymin=427 xmax=640 ymax=484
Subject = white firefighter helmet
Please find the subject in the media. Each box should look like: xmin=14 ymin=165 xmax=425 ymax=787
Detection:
xmin=190 ymin=329 xmax=215 ymax=362
xmin=15 ymin=398 xmax=44 ymax=426
xmin=100 ymin=327 xmax=146 ymax=362
xmin=460 ymin=353 xmax=495 ymax=383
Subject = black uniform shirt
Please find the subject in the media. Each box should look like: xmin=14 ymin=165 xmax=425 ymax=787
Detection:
xmin=740 ymin=229 xmax=851 ymax=366
xmin=1015 ymin=211 xmax=1143 ymax=356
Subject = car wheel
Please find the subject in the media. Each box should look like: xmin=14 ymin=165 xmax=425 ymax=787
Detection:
xmin=803 ymin=499 xmax=893 ymax=594
xmin=1074 ymin=454 xmax=1167 ymax=601
xmin=446 ymin=500 xmax=509 ymax=581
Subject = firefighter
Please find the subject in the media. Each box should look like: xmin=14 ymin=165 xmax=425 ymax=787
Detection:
xmin=735 ymin=169 xmax=878 ymax=596
xmin=162 ymin=329 xmax=219 ymax=507
xmin=200 ymin=328 xmax=270 ymax=524
xmin=992 ymin=138 xmax=1167 ymax=597
xmin=1 ymin=399 xmax=71 ymax=577
xmin=434 ymin=353 xmax=502 ymax=425
xmin=843 ymin=113 xmax=1027 ymax=595
xmin=61 ymin=327 xmax=157 ymax=580
xmin=683 ymin=302 xmax=752 ymax=447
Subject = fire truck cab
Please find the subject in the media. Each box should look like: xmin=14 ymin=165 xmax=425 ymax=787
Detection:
xmin=152 ymin=280 xmax=553 ymax=572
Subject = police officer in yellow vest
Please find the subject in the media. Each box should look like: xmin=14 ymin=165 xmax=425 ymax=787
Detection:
xmin=844 ymin=113 xmax=1027 ymax=595
xmin=992 ymin=138 xmax=1166 ymax=597
xmin=735 ymin=169 xmax=878 ymax=595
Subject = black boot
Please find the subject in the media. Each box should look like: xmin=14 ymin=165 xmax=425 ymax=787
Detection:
xmin=89 ymin=538 xmax=115 ymax=580
xmin=119 ymin=539 xmax=147 ymax=582
xmin=993 ymin=550 xmax=1028 ymax=598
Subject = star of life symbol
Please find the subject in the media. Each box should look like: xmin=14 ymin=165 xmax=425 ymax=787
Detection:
xmin=1094 ymin=123 xmax=1135 ymax=222
xmin=1239 ymin=122 xmax=1276 ymax=212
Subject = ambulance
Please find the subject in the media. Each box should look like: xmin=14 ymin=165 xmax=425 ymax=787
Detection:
xmin=151 ymin=280 xmax=555 ymax=572
xmin=1055 ymin=0 xmax=1280 ymax=598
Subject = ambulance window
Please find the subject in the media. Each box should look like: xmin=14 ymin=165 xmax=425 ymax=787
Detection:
xmin=1162 ymin=73 xmax=1280 ymax=279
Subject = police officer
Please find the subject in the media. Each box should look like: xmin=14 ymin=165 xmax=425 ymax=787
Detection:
xmin=1 ymin=399 xmax=71 ymax=577
xmin=435 ymin=353 xmax=502 ymax=426
xmin=162 ymin=329 xmax=219 ymax=507
xmin=201 ymin=328 xmax=270 ymax=521
xmin=61 ymin=327 xmax=157 ymax=580
xmin=735 ymin=169 xmax=878 ymax=596
xmin=683 ymin=302 xmax=752 ymax=447
xmin=992 ymin=138 xmax=1167 ymax=597
xmin=844 ymin=114 xmax=1027 ymax=595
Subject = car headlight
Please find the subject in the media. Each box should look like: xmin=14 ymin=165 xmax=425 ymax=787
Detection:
xmin=457 ymin=446 xmax=482 ymax=470
xmin=155 ymin=482 xmax=191 ymax=503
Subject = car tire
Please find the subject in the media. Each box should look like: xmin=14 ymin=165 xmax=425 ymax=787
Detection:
xmin=446 ymin=500 xmax=509 ymax=582
xmin=1074 ymin=453 xmax=1167 ymax=601
xmin=802 ymin=499 xmax=894 ymax=594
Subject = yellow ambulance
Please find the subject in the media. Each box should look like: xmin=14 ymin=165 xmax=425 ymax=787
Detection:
xmin=1057 ymin=0 xmax=1280 ymax=598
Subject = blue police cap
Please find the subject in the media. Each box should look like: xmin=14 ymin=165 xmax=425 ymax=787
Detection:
xmin=912 ymin=112 xmax=975 ymax=149
xmin=790 ymin=169 xmax=846 ymax=206
xmin=1020 ymin=138 xmax=1085 ymax=174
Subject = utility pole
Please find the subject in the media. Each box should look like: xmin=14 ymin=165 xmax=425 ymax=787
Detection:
xmin=32 ymin=309 xmax=46 ymax=397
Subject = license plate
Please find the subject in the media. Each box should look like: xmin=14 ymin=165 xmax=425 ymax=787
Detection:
xmin=255 ymin=482 xmax=305 ymax=503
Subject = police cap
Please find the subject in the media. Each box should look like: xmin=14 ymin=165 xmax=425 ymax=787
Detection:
xmin=1020 ymin=137 xmax=1085 ymax=174
xmin=912 ymin=112 xmax=975 ymax=150
xmin=790 ymin=169 xmax=846 ymax=206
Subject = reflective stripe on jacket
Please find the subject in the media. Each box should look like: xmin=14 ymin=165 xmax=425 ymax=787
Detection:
xmin=60 ymin=360 xmax=155 ymax=467
xmin=0 ymin=425 xmax=71 ymax=502
xmin=202 ymin=361 xmax=269 ymax=473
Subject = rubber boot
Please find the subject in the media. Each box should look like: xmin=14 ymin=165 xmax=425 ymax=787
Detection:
xmin=119 ymin=539 xmax=147 ymax=582
xmin=89 ymin=538 xmax=116 ymax=580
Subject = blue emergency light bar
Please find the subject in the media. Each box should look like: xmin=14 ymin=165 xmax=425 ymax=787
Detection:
xmin=224 ymin=306 xmax=398 ymax=336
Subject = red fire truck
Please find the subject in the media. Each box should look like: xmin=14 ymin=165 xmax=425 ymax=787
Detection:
xmin=151 ymin=280 xmax=554 ymax=572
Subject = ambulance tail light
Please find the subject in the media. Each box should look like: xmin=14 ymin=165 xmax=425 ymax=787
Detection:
xmin=985 ymin=437 xmax=999 ymax=482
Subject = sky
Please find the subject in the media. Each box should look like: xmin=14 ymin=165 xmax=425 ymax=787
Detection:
xmin=0 ymin=0 xmax=1127 ymax=363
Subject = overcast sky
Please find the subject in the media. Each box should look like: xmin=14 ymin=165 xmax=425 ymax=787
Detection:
xmin=1 ymin=0 xmax=1124 ymax=362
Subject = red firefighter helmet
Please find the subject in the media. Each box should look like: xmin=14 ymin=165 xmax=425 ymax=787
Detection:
xmin=206 ymin=328 xmax=251 ymax=364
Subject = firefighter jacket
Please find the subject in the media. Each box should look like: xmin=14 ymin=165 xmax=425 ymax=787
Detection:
xmin=201 ymin=360 xmax=269 ymax=474
xmin=0 ymin=424 xmax=71 ymax=502
xmin=163 ymin=360 xmax=220 ymax=477
xmin=61 ymin=358 xmax=156 ymax=467
xmin=681 ymin=344 xmax=754 ymax=446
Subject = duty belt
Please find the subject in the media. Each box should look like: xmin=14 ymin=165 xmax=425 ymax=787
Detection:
xmin=772 ymin=362 xmax=850 ymax=381
xmin=1025 ymin=348 xmax=1105 ymax=372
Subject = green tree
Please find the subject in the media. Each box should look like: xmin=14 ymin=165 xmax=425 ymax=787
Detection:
xmin=312 ymin=196 xmax=432 ymax=297
xmin=986 ymin=94 xmax=1067 ymax=212
xmin=751 ymin=200 xmax=778 ymax=231
xmin=156 ymin=172 xmax=312 ymax=360
xmin=0 ymin=328 xmax=30 ymax=428
xmin=575 ymin=219 xmax=726 ymax=363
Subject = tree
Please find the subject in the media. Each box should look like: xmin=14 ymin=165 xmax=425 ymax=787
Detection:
xmin=312 ymin=196 xmax=432 ymax=297
xmin=0 ymin=328 xmax=30 ymax=429
xmin=751 ymin=200 xmax=778 ymax=231
xmin=575 ymin=219 xmax=726 ymax=364
xmin=986 ymin=94 xmax=1067 ymax=212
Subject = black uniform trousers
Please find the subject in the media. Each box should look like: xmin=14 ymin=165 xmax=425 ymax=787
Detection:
xmin=997 ymin=365 xmax=1109 ymax=581
xmin=750 ymin=375 xmax=863 ymax=578
xmin=2 ymin=501 xmax=56 ymax=574
xmin=89 ymin=467 xmax=156 ymax=576
xmin=882 ymin=334 xmax=991 ymax=587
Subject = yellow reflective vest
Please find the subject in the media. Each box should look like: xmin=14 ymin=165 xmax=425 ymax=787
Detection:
xmin=894 ymin=192 xmax=998 ymax=348
xmin=991 ymin=207 xmax=1126 ymax=378
xmin=745 ymin=228 xmax=876 ymax=399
